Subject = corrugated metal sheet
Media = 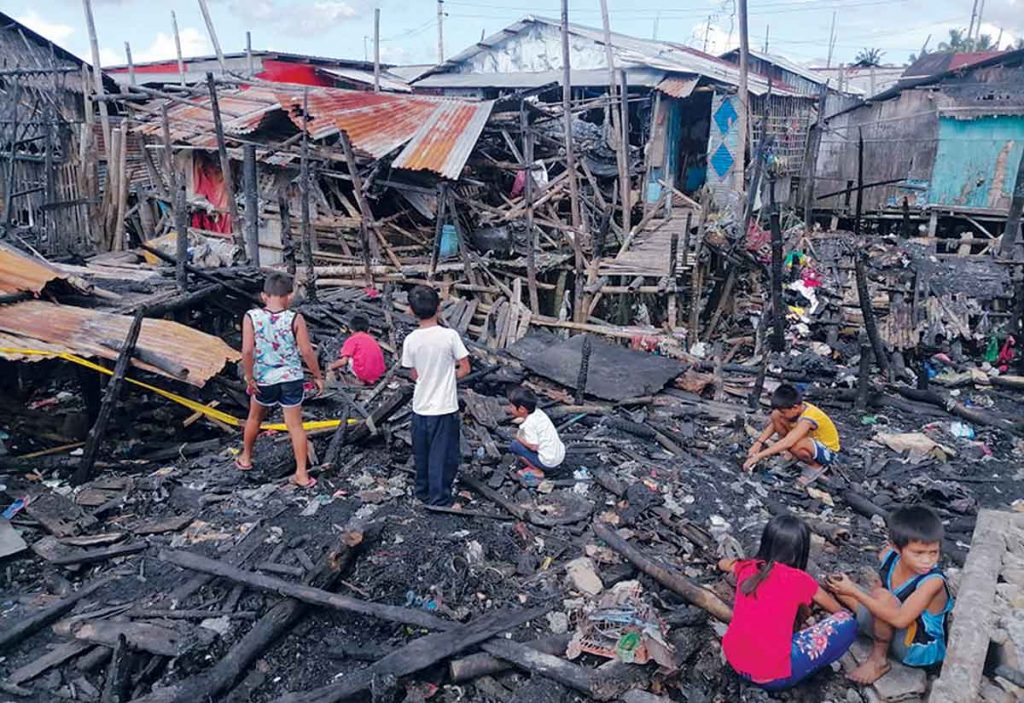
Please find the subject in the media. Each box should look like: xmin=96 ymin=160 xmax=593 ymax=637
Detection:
xmin=392 ymin=100 xmax=494 ymax=179
xmin=0 ymin=243 xmax=67 ymax=296
xmin=0 ymin=301 xmax=240 ymax=386
xmin=136 ymin=87 xmax=281 ymax=148
xmin=427 ymin=16 xmax=802 ymax=97
xmin=135 ymin=85 xmax=491 ymax=179
xmin=415 ymin=68 xmax=666 ymax=89
xmin=317 ymin=67 xmax=412 ymax=93
xmin=656 ymin=75 xmax=698 ymax=99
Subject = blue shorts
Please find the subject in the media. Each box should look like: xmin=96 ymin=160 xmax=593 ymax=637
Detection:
xmin=254 ymin=380 xmax=304 ymax=408
xmin=812 ymin=440 xmax=838 ymax=466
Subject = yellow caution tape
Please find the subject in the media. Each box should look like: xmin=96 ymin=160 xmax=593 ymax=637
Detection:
xmin=0 ymin=346 xmax=355 ymax=432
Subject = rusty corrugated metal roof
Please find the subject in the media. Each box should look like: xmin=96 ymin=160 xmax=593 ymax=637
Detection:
xmin=655 ymin=75 xmax=698 ymax=99
xmin=133 ymin=84 xmax=491 ymax=179
xmin=0 ymin=301 xmax=240 ymax=387
xmin=392 ymin=100 xmax=493 ymax=180
xmin=0 ymin=243 xmax=67 ymax=296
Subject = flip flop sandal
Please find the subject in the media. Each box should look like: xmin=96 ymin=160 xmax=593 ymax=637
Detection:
xmin=234 ymin=458 xmax=253 ymax=471
xmin=289 ymin=477 xmax=318 ymax=489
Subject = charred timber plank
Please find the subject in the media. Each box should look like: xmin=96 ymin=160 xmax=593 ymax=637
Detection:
xmin=480 ymin=639 xmax=600 ymax=699
xmin=51 ymin=541 xmax=148 ymax=566
xmin=74 ymin=309 xmax=145 ymax=485
xmin=273 ymin=605 xmax=550 ymax=703
xmin=134 ymin=531 xmax=366 ymax=703
xmin=6 ymin=640 xmax=92 ymax=684
xmin=449 ymin=634 xmax=571 ymax=682
xmin=930 ymin=510 xmax=1011 ymax=703
xmin=0 ymin=576 xmax=115 ymax=652
xmin=157 ymin=548 xmax=448 ymax=631
xmin=593 ymin=521 xmax=732 ymax=623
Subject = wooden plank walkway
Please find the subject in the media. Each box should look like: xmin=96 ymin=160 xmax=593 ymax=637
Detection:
xmin=598 ymin=208 xmax=695 ymax=278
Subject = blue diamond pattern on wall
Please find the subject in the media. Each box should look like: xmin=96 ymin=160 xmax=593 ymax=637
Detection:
xmin=710 ymin=143 xmax=734 ymax=178
xmin=714 ymin=98 xmax=738 ymax=134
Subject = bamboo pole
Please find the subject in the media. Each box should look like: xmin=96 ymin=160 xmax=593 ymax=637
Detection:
xmin=206 ymin=73 xmax=245 ymax=258
xmin=82 ymin=0 xmax=111 ymax=152
xmin=171 ymin=11 xmax=186 ymax=87
xmin=300 ymin=89 xmax=317 ymax=302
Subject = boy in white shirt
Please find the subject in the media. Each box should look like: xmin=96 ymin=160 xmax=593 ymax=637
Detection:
xmin=507 ymin=386 xmax=566 ymax=474
xmin=400 ymin=285 xmax=471 ymax=507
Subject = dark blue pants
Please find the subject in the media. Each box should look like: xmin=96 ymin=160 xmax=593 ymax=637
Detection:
xmin=411 ymin=412 xmax=461 ymax=506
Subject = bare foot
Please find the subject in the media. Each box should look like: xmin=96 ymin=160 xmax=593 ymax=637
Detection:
xmin=847 ymin=657 xmax=891 ymax=685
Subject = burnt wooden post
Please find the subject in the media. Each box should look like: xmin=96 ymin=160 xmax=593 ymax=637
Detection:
xmin=74 ymin=309 xmax=146 ymax=485
xmin=855 ymin=330 xmax=873 ymax=412
xmin=429 ymin=182 xmax=448 ymax=281
xmin=574 ymin=334 xmax=592 ymax=404
xmin=299 ymin=89 xmax=317 ymax=302
xmin=852 ymin=127 xmax=891 ymax=379
xmin=278 ymin=188 xmax=296 ymax=275
xmin=521 ymin=103 xmax=540 ymax=314
xmin=100 ymin=633 xmax=132 ymax=703
xmin=242 ymin=142 xmax=260 ymax=266
xmin=206 ymin=73 xmax=245 ymax=259
xmin=901 ymin=197 xmax=911 ymax=238
xmin=801 ymin=82 xmax=829 ymax=229
xmin=769 ymin=179 xmax=786 ymax=352
xmin=1000 ymin=146 xmax=1024 ymax=257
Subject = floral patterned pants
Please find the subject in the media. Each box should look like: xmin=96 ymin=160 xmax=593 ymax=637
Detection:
xmin=757 ymin=611 xmax=857 ymax=691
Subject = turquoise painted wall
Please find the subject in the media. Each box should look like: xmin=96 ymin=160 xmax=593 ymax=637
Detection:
xmin=646 ymin=97 xmax=684 ymax=203
xmin=928 ymin=115 xmax=1024 ymax=209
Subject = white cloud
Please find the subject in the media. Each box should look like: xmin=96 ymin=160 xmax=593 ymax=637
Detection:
xmin=229 ymin=0 xmax=363 ymax=37
xmin=99 ymin=47 xmax=122 ymax=66
xmin=16 ymin=9 xmax=75 ymax=46
xmin=100 ymin=27 xmax=212 ymax=67
xmin=688 ymin=22 xmax=734 ymax=55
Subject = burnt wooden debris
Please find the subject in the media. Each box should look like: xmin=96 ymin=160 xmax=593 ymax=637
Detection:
xmin=1 ymin=9 xmax=1024 ymax=703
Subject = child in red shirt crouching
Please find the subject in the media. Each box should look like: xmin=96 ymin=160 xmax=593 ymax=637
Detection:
xmin=328 ymin=314 xmax=385 ymax=386
xmin=720 ymin=515 xmax=856 ymax=691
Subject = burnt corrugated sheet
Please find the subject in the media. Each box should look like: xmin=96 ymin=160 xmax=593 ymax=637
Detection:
xmin=0 ymin=243 xmax=67 ymax=296
xmin=0 ymin=301 xmax=240 ymax=386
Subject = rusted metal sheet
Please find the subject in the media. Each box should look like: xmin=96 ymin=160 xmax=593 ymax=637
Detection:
xmin=0 ymin=301 xmax=240 ymax=387
xmin=655 ymin=75 xmax=698 ymax=99
xmin=392 ymin=100 xmax=494 ymax=180
xmin=0 ymin=243 xmax=67 ymax=296
xmin=136 ymin=86 xmax=280 ymax=147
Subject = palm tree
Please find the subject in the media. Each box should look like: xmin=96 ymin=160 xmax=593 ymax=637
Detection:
xmin=854 ymin=47 xmax=884 ymax=67
xmin=975 ymin=33 xmax=994 ymax=50
xmin=938 ymin=28 xmax=970 ymax=52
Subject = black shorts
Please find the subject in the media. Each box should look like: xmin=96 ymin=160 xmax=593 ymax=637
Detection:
xmin=254 ymin=380 xmax=304 ymax=408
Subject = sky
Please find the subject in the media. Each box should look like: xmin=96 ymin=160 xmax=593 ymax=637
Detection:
xmin=6 ymin=0 xmax=1023 ymax=71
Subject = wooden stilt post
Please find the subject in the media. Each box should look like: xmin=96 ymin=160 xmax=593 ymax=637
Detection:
xmin=82 ymin=0 xmax=111 ymax=152
xmin=161 ymin=105 xmax=188 ymax=290
xmin=769 ymin=178 xmax=785 ymax=352
xmin=522 ymin=103 xmax=539 ymax=314
xmin=279 ymin=188 xmax=296 ymax=275
xmin=243 ymin=143 xmax=260 ymax=266
xmin=206 ymin=73 xmax=245 ymax=259
xmin=299 ymin=88 xmax=317 ymax=302
xmin=337 ymin=129 xmax=377 ymax=288
xmin=171 ymin=11 xmax=186 ymax=87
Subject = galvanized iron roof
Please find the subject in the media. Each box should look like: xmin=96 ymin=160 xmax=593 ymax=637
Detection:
xmin=0 ymin=300 xmax=240 ymax=386
xmin=136 ymin=85 xmax=491 ymax=179
xmin=0 ymin=243 xmax=67 ymax=296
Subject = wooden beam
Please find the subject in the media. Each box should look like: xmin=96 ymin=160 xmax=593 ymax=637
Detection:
xmin=0 ymin=576 xmax=115 ymax=652
xmin=206 ymin=73 xmax=245 ymax=258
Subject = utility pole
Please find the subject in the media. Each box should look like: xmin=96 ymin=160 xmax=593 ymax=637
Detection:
xmin=437 ymin=0 xmax=445 ymax=63
xmin=975 ymin=0 xmax=986 ymax=41
xmin=246 ymin=31 xmax=253 ymax=76
xmin=764 ymin=25 xmax=769 ymax=54
xmin=703 ymin=16 xmax=712 ymax=53
xmin=373 ymin=7 xmax=381 ymax=93
xmin=125 ymin=42 xmax=135 ymax=88
xmin=734 ymin=0 xmax=749 ymax=219
xmin=826 ymin=12 xmax=837 ymax=68
xmin=652 ymin=13 xmax=659 ymax=40
xmin=967 ymin=0 xmax=979 ymax=44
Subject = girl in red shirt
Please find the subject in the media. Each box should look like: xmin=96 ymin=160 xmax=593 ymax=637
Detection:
xmin=720 ymin=515 xmax=856 ymax=691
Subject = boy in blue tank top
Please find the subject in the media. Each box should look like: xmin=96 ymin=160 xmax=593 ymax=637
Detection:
xmin=237 ymin=272 xmax=325 ymax=488
xmin=826 ymin=506 xmax=953 ymax=684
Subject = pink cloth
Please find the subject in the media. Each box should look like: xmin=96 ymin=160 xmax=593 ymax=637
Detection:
xmin=722 ymin=561 xmax=819 ymax=682
xmin=340 ymin=332 xmax=386 ymax=384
